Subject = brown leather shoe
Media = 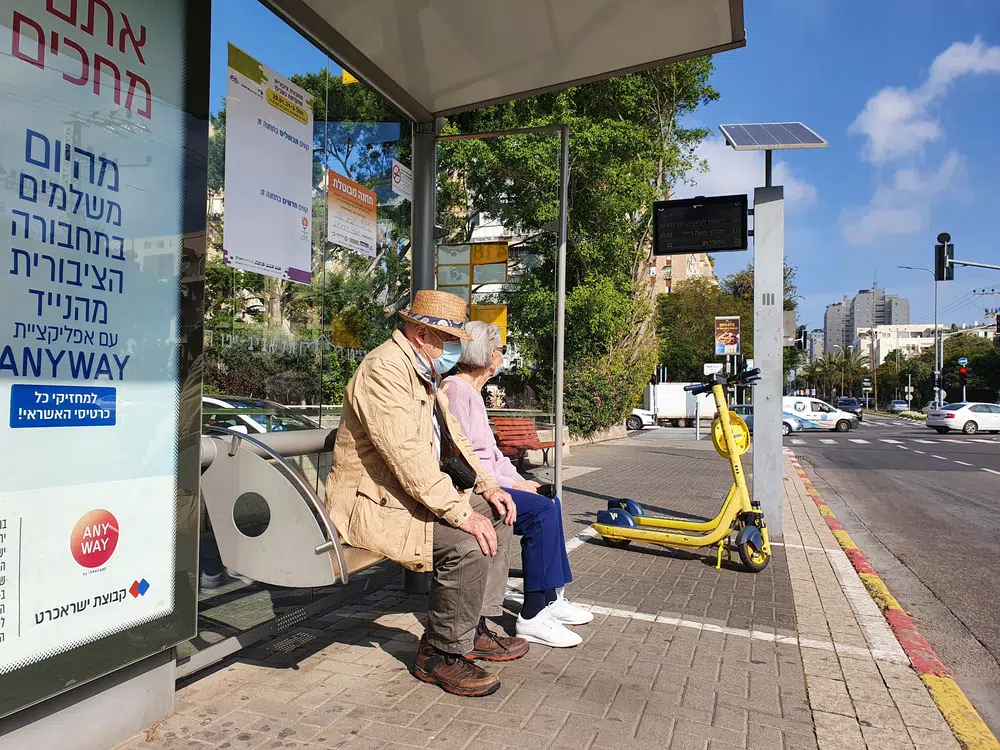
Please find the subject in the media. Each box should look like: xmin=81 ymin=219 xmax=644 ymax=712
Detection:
xmin=469 ymin=617 xmax=530 ymax=662
xmin=413 ymin=636 xmax=501 ymax=697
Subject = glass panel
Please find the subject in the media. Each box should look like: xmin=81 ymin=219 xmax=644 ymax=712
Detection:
xmin=0 ymin=0 xmax=206 ymax=718
xmin=187 ymin=0 xmax=411 ymax=660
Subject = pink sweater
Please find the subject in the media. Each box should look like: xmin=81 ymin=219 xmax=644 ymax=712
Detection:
xmin=442 ymin=375 xmax=523 ymax=489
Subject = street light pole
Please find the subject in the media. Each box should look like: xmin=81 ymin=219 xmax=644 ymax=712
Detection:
xmin=899 ymin=265 xmax=940 ymax=407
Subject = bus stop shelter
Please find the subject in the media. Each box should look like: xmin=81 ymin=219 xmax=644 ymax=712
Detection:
xmin=0 ymin=2 xmax=745 ymax=748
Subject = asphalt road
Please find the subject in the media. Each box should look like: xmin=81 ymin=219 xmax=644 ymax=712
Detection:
xmin=788 ymin=413 xmax=1000 ymax=735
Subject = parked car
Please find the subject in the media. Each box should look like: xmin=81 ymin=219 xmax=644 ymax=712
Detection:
xmin=926 ymin=402 xmax=1000 ymax=435
xmin=783 ymin=397 xmax=858 ymax=432
xmin=920 ymin=400 xmax=936 ymax=414
xmin=888 ymin=400 xmax=909 ymax=414
xmin=835 ymin=397 xmax=864 ymax=422
xmin=733 ymin=405 xmax=808 ymax=437
xmin=202 ymin=395 xmax=319 ymax=435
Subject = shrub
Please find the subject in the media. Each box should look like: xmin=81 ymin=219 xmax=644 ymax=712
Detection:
xmin=563 ymin=345 xmax=656 ymax=436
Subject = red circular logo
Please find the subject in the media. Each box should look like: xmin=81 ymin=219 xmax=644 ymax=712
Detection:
xmin=70 ymin=509 xmax=119 ymax=568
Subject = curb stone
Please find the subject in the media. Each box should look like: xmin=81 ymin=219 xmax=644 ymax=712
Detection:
xmin=786 ymin=449 xmax=1000 ymax=750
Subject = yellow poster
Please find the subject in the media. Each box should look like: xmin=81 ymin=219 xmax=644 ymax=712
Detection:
xmin=470 ymin=305 xmax=508 ymax=345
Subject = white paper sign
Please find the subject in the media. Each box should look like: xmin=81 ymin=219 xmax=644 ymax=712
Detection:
xmin=224 ymin=44 xmax=314 ymax=284
xmin=0 ymin=0 xmax=187 ymax=673
xmin=391 ymin=158 xmax=413 ymax=201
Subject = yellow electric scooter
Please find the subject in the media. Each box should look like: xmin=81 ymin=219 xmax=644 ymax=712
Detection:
xmin=593 ymin=368 xmax=772 ymax=572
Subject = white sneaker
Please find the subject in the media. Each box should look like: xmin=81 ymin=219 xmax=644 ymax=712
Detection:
xmin=549 ymin=590 xmax=594 ymax=625
xmin=516 ymin=606 xmax=583 ymax=648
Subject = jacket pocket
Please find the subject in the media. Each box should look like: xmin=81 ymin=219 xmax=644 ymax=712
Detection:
xmin=350 ymin=476 xmax=408 ymax=561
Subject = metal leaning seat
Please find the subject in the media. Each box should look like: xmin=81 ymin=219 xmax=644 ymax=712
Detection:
xmin=200 ymin=427 xmax=385 ymax=588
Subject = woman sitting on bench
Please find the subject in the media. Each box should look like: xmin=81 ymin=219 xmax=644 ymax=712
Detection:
xmin=443 ymin=322 xmax=591 ymax=648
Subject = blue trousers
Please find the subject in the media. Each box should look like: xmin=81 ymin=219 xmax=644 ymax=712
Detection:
xmin=509 ymin=488 xmax=573 ymax=593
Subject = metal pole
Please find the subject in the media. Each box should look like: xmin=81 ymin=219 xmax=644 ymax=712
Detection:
xmin=405 ymin=118 xmax=440 ymax=596
xmin=409 ymin=119 xmax=440 ymax=298
xmin=934 ymin=277 xmax=940 ymax=406
xmin=554 ymin=126 xmax=570 ymax=499
xmin=765 ymin=150 xmax=773 ymax=188
xmin=695 ymin=400 xmax=701 ymax=441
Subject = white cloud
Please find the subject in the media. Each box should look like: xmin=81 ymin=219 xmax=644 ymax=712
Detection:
xmin=850 ymin=37 xmax=1000 ymax=165
xmin=841 ymin=152 xmax=965 ymax=245
xmin=675 ymin=139 xmax=817 ymax=210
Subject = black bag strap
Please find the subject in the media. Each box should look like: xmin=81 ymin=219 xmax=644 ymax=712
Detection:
xmin=433 ymin=400 xmax=459 ymax=460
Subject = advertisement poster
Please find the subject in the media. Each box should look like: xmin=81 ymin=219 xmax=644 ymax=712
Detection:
xmin=327 ymin=170 xmax=377 ymax=257
xmin=714 ymin=316 xmax=741 ymax=355
xmin=0 ymin=0 xmax=186 ymax=673
xmin=224 ymin=43 xmax=314 ymax=284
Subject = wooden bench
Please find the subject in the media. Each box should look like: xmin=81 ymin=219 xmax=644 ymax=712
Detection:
xmin=492 ymin=417 xmax=556 ymax=472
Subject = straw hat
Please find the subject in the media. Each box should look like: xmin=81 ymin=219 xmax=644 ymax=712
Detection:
xmin=400 ymin=289 xmax=471 ymax=341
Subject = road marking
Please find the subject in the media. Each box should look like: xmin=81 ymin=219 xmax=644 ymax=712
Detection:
xmin=971 ymin=439 xmax=996 ymax=444
xmin=954 ymin=461 xmax=972 ymax=467
xmin=897 ymin=445 xmax=909 ymax=450
xmin=982 ymin=468 xmax=1000 ymax=476
xmin=879 ymin=439 xmax=902 ymax=444
xmin=791 ymin=438 xmax=805 ymax=445
xmin=913 ymin=439 xmax=936 ymax=444
xmin=913 ymin=450 xmax=926 ymax=454
xmin=565 ymin=526 xmax=599 ymax=552
xmin=932 ymin=455 xmax=948 ymax=460
xmin=849 ymin=438 xmax=870 ymax=444
xmin=820 ymin=439 xmax=836 ymax=445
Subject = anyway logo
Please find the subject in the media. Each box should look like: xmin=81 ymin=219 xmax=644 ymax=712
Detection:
xmin=70 ymin=510 xmax=120 ymax=569
xmin=129 ymin=579 xmax=150 ymax=598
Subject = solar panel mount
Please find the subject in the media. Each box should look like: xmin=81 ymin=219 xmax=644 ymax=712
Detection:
xmin=719 ymin=123 xmax=828 ymax=151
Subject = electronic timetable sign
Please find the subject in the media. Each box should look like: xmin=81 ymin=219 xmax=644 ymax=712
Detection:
xmin=653 ymin=195 xmax=749 ymax=255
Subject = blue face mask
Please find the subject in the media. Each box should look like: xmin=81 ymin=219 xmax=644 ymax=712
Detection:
xmin=434 ymin=340 xmax=463 ymax=375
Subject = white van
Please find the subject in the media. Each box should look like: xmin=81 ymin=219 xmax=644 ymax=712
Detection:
xmin=782 ymin=397 xmax=858 ymax=432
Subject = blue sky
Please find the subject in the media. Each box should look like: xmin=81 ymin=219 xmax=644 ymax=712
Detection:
xmin=211 ymin=0 xmax=1000 ymax=332
xmin=684 ymin=0 xmax=1000 ymax=333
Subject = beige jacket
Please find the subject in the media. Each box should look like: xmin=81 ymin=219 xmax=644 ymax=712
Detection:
xmin=325 ymin=330 xmax=499 ymax=571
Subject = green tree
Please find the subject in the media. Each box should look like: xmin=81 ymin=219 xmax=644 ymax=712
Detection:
xmin=437 ymin=59 xmax=721 ymax=432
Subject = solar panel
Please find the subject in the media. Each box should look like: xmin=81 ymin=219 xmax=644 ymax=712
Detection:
xmin=719 ymin=123 xmax=828 ymax=151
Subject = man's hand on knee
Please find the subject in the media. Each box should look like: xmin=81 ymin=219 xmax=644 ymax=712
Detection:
xmin=458 ymin=511 xmax=499 ymax=556
xmin=482 ymin=488 xmax=516 ymax=525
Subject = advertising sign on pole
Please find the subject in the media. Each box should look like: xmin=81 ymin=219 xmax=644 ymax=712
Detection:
xmin=470 ymin=305 xmax=508 ymax=345
xmin=714 ymin=316 xmax=741 ymax=355
xmin=391 ymin=158 xmax=413 ymax=201
xmin=224 ymin=44 xmax=315 ymax=283
xmin=436 ymin=242 xmax=510 ymax=300
xmin=704 ymin=363 xmax=724 ymax=375
xmin=0 ymin=0 xmax=201 ymax=687
xmin=327 ymin=170 xmax=378 ymax=257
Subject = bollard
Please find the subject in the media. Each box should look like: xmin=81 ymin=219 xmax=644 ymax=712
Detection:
xmin=404 ymin=569 xmax=432 ymax=594
xmin=696 ymin=400 xmax=701 ymax=441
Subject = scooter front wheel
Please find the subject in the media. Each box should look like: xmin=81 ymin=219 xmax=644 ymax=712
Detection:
xmin=735 ymin=526 xmax=770 ymax=572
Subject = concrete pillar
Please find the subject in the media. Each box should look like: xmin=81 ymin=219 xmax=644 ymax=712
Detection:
xmin=752 ymin=186 xmax=784 ymax=537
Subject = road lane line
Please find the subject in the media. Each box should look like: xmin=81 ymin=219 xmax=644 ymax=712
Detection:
xmin=932 ymin=455 xmax=948 ymax=460
xmin=820 ymin=439 xmax=836 ymax=445
xmin=982 ymin=468 xmax=1000 ymax=476
xmin=972 ymin=439 xmax=996 ymax=444
xmin=849 ymin=439 xmax=870 ymax=444
xmin=913 ymin=439 xmax=936 ymax=444
xmin=913 ymin=450 xmax=926 ymax=454
xmin=879 ymin=439 xmax=902 ymax=444
xmin=954 ymin=461 xmax=972 ymax=466
xmin=791 ymin=438 xmax=805 ymax=445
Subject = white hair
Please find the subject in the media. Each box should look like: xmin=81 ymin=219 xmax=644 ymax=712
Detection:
xmin=459 ymin=321 xmax=502 ymax=369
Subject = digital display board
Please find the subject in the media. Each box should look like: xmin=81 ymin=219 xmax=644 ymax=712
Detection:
xmin=653 ymin=195 xmax=748 ymax=255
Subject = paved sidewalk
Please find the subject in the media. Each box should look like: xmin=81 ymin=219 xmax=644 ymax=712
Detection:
xmin=113 ymin=433 xmax=962 ymax=750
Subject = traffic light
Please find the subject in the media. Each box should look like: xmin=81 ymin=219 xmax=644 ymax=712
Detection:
xmin=934 ymin=242 xmax=954 ymax=281
xmin=959 ymin=366 xmax=967 ymax=388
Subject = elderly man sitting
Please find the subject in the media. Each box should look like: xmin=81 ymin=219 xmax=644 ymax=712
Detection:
xmin=325 ymin=290 xmax=527 ymax=698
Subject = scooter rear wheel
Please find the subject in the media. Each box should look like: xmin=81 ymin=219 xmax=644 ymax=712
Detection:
xmin=603 ymin=538 xmax=632 ymax=550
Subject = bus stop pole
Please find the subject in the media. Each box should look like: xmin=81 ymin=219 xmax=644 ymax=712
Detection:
xmin=554 ymin=126 xmax=569 ymax=499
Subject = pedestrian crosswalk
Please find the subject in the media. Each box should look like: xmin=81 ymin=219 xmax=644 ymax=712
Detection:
xmin=786 ymin=435 xmax=1000 ymax=447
